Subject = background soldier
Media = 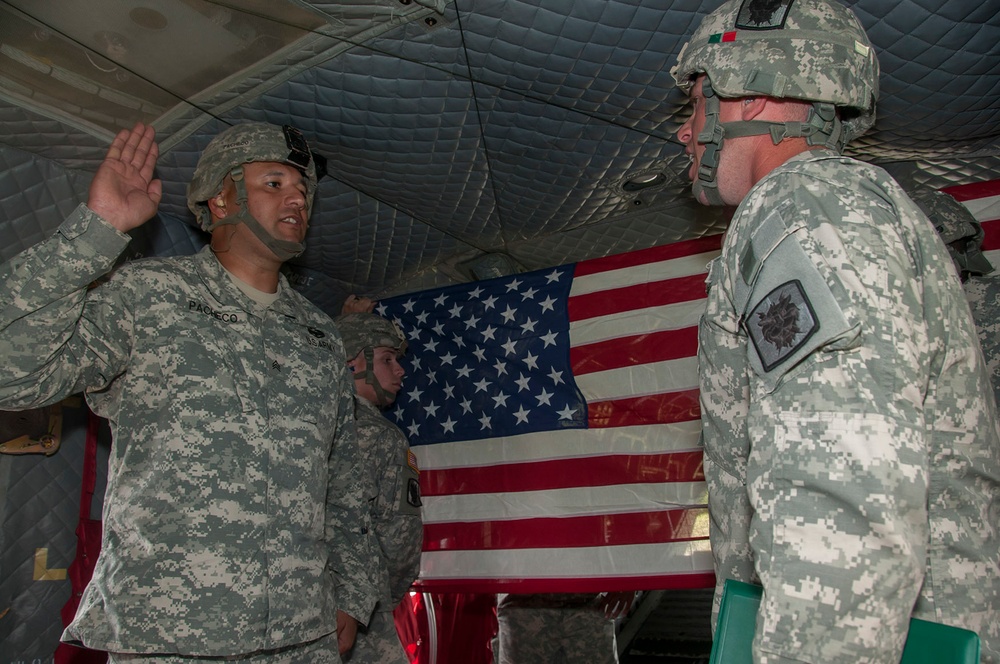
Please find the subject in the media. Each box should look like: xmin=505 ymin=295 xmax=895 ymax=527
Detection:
xmin=912 ymin=186 xmax=1000 ymax=410
xmin=0 ymin=122 xmax=377 ymax=662
xmin=336 ymin=311 xmax=424 ymax=664
xmin=672 ymin=0 xmax=1000 ymax=661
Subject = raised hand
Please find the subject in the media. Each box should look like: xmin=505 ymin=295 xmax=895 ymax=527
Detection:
xmin=87 ymin=122 xmax=162 ymax=233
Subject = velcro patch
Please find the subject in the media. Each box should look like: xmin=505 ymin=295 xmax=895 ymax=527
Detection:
xmin=407 ymin=477 xmax=422 ymax=508
xmin=736 ymin=0 xmax=794 ymax=30
xmin=745 ymin=279 xmax=818 ymax=372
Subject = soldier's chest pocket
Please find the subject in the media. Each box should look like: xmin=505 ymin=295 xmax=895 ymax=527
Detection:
xmin=138 ymin=313 xmax=250 ymax=411
xmin=376 ymin=461 xmax=422 ymax=520
xmin=266 ymin=340 xmax=340 ymax=425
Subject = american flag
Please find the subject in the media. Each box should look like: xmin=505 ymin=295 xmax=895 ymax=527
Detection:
xmin=376 ymin=235 xmax=722 ymax=594
xmin=943 ymin=179 xmax=1000 ymax=265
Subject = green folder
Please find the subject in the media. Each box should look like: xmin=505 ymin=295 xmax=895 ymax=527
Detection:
xmin=709 ymin=579 xmax=981 ymax=664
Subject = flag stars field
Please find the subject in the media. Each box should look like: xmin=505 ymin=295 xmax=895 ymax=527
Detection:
xmin=375 ymin=234 xmax=727 ymax=593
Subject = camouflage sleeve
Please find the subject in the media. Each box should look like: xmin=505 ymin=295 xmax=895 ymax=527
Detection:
xmin=698 ymin=257 xmax=756 ymax=628
xmin=734 ymin=191 xmax=927 ymax=663
xmin=0 ymin=203 xmax=132 ymax=408
xmin=325 ymin=383 xmax=380 ymax=625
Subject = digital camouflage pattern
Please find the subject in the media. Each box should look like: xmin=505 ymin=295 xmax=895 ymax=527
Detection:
xmin=337 ymin=312 xmax=408 ymax=361
xmin=912 ymin=187 xmax=994 ymax=282
xmin=0 ymin=204 xmax=378 ymax=657
xmin=187 ymin=122 xmax=318 ymax=231
xmin=336 ymin=312 xmax=409 ymax=408
xmin=342 ymin=396 xmax=422 ymax=664
xmin=671 ymin=0 xmax=879 ymax=144
xmin=967 ymin=276 xmax=1000 ymax=414
xmin=915 ymin=185 xmax=1000 ymax=421
xmin=108 ymin=633 xmax=340 ymax=664
xmin=495 ymin=593 xmax=619 ymax=664
xmin=699 ymin=151 xmax=1000 ymax=663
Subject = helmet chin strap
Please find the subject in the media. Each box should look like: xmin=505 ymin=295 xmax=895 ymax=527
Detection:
xmin=206 ymin=165 xmax=305 ymax=261
xmin=693 ymin=79 xmax=845 ymax=206
xmin=354 ymin=347 xmax=396 ymax=408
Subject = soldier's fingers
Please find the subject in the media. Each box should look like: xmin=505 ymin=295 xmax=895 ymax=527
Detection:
xmin=104 ymin=127 xmax=131 ymax=162
xmin=119 ymin=122 xmax=154 ymax=167
xmin=137 ymin=134 xmax=159 ymax=182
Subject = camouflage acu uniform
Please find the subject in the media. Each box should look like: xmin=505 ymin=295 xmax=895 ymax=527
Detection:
xmin=699 ymin=150 xmax=1000 ymax=663
xmin=967 ymin=277 xmax=1000 ymax=412
xmin=0 ymin=205 xmax=378 ymax=658
xmin=495 ymin=593 xmax=619 ymax=664
xmin=915 ymin=186 xmax=1000 ymax=412
xmin=343 ymin=396 xmax=422 ymax=664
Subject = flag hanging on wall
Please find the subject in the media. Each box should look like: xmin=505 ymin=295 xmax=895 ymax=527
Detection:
xmin=376 ymin=234 xmax=722 ymax=594
xmin=943 ymin=179 xmax=1000 ymax=264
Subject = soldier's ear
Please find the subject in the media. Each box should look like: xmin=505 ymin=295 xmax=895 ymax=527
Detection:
xmin=207 ymin=194 xmax=228 ymax=219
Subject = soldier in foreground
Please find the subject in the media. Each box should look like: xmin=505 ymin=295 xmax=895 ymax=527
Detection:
xmin=0 ymin=122 xmax=377 ymax=662
xmin=672 ymin=0 xmax=1000 ymax=661
xmin=336 ymin=311 xmax=424 ymax=664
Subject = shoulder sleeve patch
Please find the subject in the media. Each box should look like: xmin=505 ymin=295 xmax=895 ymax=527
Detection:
xmin=736 ymin=225 xmax=856 ymax=392
xmin=745 ymin=279 xmax=818 ymax=372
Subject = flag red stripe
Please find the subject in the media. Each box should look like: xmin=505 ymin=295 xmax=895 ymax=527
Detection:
xmin=422 ymin=508 xmax=708 ymax=551
xmin=571 ymin=326 xmax=699 ymax=376
xmin=572 ymin=234 xmax=723 ymax=277
xmin=941 ymin=180 xmax=1000 ymax=202
xmin=588 ymin=389 xmax=701 ymax=428
xmin=413 ymin=572 xmax=716 ymax=594
xmin=421 ymin=450 xmax=704 ymax=497
xmin=981 ymin=219 xmax=1000 ymax=251
xmin=568 ymin=273 xmax=709 ymax=321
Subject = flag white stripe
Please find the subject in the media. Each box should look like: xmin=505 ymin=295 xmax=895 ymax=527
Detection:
xmin=421 ymin=481 xmax=708 ymax=523
xmin=575 ymin=355 xmax=699 ymax=402
xmin=960 ymin=194 xmax=1000 ymax=223
xmin=569 ymin=299 xmax=705 ymax=345
xmin=419 ymin=540 xmax=714 ymax=580
xmin=569 ymin=251 xmax=720 ymax=297
xmin=413 ymin=420 xmax=703 ymax=470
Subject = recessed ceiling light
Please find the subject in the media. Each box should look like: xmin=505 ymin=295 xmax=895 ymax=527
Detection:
xmin=622 ymin=172 xmax=666 ymax=192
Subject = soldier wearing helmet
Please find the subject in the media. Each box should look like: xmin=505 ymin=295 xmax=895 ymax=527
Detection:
xmin=673 ymin=1 xmax=1000 ymax=661
xmin=335 ymin=310 xmax=423 ymax=664
xmin=0 ymin=123 xmax=378 ymax=662
xmin=914 ymin=185 xmax=1000 ymax=419
xmin=188 ymin=122 xmax=319 ymax=266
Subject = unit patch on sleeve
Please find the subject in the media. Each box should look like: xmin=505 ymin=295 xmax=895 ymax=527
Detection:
xmin=745 ymin=279 xmax=818 ymax=372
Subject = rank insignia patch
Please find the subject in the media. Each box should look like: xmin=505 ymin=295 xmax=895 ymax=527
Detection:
xmin=745 ymin=279 xmax=818 ymax=372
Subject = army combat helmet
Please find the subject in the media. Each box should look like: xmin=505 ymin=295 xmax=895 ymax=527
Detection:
xmin=910 ymin=187 xmax=993 ymax=282
xmin=336 ymin=312 xmax=408 ymax=407
xmin=671 ymin=0 xmax=879 ymax=206
xmin=187 ymin=122 xmax=318 ymax=260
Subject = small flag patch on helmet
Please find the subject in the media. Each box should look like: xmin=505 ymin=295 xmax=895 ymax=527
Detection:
xmin=709 ymin=31 xmax=738 ymax=43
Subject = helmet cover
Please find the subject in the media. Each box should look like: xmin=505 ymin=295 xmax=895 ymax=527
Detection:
xmin=910 ymin=187 xmax=993 ymax=280
xmin=671 ymin=0 xmax=879 ymax=142
xmin=187 ymin=122 xmax=318 ymax=231
xmin=336 ymin=312 xmax=408 ymax=362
